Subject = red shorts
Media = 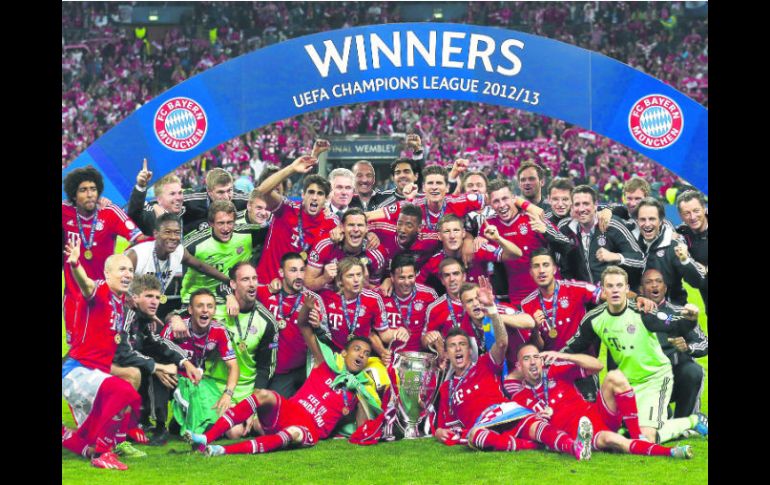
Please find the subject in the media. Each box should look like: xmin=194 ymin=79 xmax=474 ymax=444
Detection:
xmin=259 ymin=391 xmax=320 ymax=447
xmin=561 ymin=391 xmax=623 ymax=437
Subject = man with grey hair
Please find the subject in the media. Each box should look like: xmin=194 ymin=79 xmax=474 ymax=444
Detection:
xmin=349 ymin=160 xmax=392 ymax=211
xmin=327 ymin=167 xmax=356 ymax=218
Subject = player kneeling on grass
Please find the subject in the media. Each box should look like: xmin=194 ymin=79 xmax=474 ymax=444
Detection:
xmin=184 ymin=292 xmax=381 ymax=456
xmin=433 ymin=277 xmax=593 ymax=460
xmin=507 ymin=345 xmax=693 ymax=459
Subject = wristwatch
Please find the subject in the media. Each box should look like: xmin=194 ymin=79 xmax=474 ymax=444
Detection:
xmin=223 ymin=388 xmax=234 ymax=397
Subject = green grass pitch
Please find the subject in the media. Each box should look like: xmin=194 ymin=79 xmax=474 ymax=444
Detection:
xmin=62 ymin=239 xmax=707 ymax=484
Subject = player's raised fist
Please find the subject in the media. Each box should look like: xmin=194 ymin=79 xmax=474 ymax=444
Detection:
xmin=311 ymin=139 xmax=331 ymax=158
xmin=483 ymin=225 xmax=500 ymax=242
xmin=403 ymin=182 xmax=418 ymax=201
xmin=674 ymin=243 xmax=690 ymax=262
xmin=405 ymin=133 xmax=422 ymax=150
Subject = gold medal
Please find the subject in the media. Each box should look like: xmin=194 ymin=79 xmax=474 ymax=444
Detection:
xmin=114 ymin=334 xmax=121 ymax=344
xmin=300 ymin=251 xmax=308 ymax=261
xmin=238 ymin=341 xmax=248 ymax=352
xmin=548 ymin=328 xmax=558 ymax=339
xmin=84 ymin=249 xmax=93 ymax=260
xmin=341 ymin=406 xmax=350 ymax=416
xmin=348 ymin=333 xmax=355 ymax=341
xmin=277 ymin=319 xmax=287 ymax=330
xmin=159 ymin=294 xmax=168 ymax=304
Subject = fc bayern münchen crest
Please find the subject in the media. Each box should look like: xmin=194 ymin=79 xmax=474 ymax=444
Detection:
xmin=628 ymin=94 xmax=684 ymax=150
xmin=94 ymin=220 xmax=104 ymax=231
xmin=627 ymin=324 xmax=636 ymax=335
xmin=657 ymin=249 xmax=665 ymax=257
xmin=559 ymin=297 xmax=569 ymax=309
xmin=415 ymin=302 xmax=424 ymax=311
xmin=597 ymin=235 xmax=607 ymax=247
xmin=206 ymin=342 xmax=217 ymax=350
xmin=154 ymin=97 xmax=208 ymax=152
xmin=519 ymin=224 xmax=528 ymax=235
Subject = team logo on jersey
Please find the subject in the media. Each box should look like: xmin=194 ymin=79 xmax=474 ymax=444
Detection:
xmin=628 ymin=94 xmax=683 ymax=150
xmin=308 ymin=251 xmax=319 ymax=263
xmin=206 ymin=342 xmax=216 ymax=350
xmin=519 ymin=224 xmax=528 ymax=235
xmin=236 ymin=246 xmax=244 ymax=254
xmin=597 ymin=235 xmax=606 ymax=247
xmin=559 ymin=297 xmax=569 ymax=309
xmin=249 ymin=326 xmax=259 ymax=334
xmin=94 ymin=220 xmax=104 ymax=231
xmin=415 ymin=301 xmax=424 ymax=311
xmin=626 ymin=324 xmax=636 ymax=335
xmin=329 ymin=302 xmax=336 ymax=310
xmin=386 ymin=204 xmax=398 ymax=214
xmin=153 ymin=97 xmax=208 ymax=152
xmin=468 ymin=193 xmax=478 ymax=202
xmin=198 ymin=222 xmax=209 ymax=232
xmin=547 ymin=380 xmax=557 ymax=389
xmin=67 ymin=220 xmax=74 ymax=226
xmin=358 ymin=309 xmax=366 ymax=317
xmin=657 ymin=249 xmax=665 ymax=257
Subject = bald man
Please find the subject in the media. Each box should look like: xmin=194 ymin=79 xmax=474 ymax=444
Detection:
xmin=62 ymin=241 xmax=146 ymax=469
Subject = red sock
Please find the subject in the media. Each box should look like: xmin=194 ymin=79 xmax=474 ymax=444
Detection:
xmin=629 ymin=439 xmax=671 ymax=457
xmin=472 ymin=428 xmax=539 ymax=451
xmin=62 ymin=428 xmax=90 ymax=458
xmin=533 ymin=421 xmax=573 ymax=454
xmin=222 ymin=431 xmax=292 ymax=455
xmin=204 ymin=393 xmax=261 ymax=443
xmin=615 ymin=389 xmax=643 ymax=439
xmin=501 ymin=429 xmax=540 ymax=450
xmin=115 ymin=412 xmax=130 ymax=444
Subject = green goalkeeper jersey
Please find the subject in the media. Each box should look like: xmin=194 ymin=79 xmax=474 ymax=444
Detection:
xmin=180 ymin=229 xmax=255 ymax=304
xmin=562 ymin=299 xmax=697 ymax=386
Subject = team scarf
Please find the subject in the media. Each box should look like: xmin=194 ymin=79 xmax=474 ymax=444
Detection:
xmin=318 ymin=339 xmax=382 ymax=414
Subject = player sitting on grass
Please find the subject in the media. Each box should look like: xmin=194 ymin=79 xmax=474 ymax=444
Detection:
xmin=507 ymin=345 xmax=694 ymax=459
xmin=433 ymin=277 xmax=593 ymax=460
xmin=184 ymin=290 xmax=381 ymax=456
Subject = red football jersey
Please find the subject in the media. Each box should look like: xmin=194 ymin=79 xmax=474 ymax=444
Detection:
xmin=436 ymin=353 xmax=507 ymax=428
xmin=480 ymin=212 xmax=555 ymax=306
xmin=289 ymin=361 xmax=359 ymax=439
xmin=368 ymin=221 xmax=440 ymax=270
xmin=62 ymin=203 xmax=142 ymax=296
xmin=306 ymin=237 xmax=387 ymax=289
xmin=520 ymin=280 xmax=602 ymax=351
xmin=160 ymin=319 xmax=235 ymax=378
xmin=62 ymin=203 xmax=142 ymax=339
xmin=508 ymin=361 xmax=594 ymax=433
xmin=381 ymin=194 xmax=484 ymax=231
xmin=380 ymin=284 xmax=438 ymax=352
xmin=68 ymin=280 xmax=126 ymax=373
xmin=417 ymin=244 xmax=502 ymax=287
xmin=317 ymin=288 xmax=389 ymax=351
xmin=257 ymin=285 xmax=326 ymax=374
xmin=424 ymin=295 xmax=475 ymax=339
xmin=256 ymin=198 xmax=337 ymax=284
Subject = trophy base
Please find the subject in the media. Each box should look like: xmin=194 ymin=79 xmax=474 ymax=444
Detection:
xmin=402 ymin=424 xmax=426 ymax=439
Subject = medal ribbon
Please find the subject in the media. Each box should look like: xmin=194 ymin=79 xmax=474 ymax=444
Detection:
xmin=108 ymin=294 xmax=125 ymax=334
xmin=447 ymin=298 xmax=460 ymax=328
xmin=76 ymin=209 xmax=99 ymax=252
xmin=296 ymin=208 xmax=308 ymax=252
xmin=341 ymin=293 xmax=363 ymax=339
xmin=426 ymin=199 xmax=448 ymax=231
xmin=278 ymin=290 xmax=303 ymax=323
xmin=189 ymin=322 xmax=212 ymax=368
xmin=448 ymin=361 xmax=476 ymax=415
xmin=394 ymin=288 xmax=416 ymax=328
xmin=538 ymin=282 xmax=560 ymax=336
xmin=234 ymin=307 xmax=257 ymax=347
xmin=528 ymin=369 xmax=550 ymax=409
xmin=152 ymin=248 xmax=172 ymax=293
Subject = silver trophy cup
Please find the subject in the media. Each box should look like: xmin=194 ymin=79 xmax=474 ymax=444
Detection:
xmin=395 ymin=351 xmax=439 ymax=439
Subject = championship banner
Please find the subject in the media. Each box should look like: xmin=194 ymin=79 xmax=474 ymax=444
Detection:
xmin=62 ymin=23 xmax=708 ymax=205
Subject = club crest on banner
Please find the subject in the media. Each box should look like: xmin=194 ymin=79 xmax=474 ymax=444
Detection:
xmin=154 ymin=97 xmax=208 ymax=152
xmin=628 ymin=94 xmax=683 ymax=150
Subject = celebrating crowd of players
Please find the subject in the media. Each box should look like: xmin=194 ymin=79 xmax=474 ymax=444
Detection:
xmin=61 ymin=136 xmax=708 ymax=470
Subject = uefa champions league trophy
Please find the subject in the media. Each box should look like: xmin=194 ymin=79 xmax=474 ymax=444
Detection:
xmin=395 ymin=351 xmax=440 ymax=439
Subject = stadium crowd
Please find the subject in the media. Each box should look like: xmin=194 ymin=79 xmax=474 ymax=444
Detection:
xmin=62 ymin=2 xmax=707 ymax=204
xmin=61 ymin=1 xmax=708 ymax=472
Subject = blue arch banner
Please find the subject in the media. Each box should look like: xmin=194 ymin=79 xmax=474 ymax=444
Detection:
xmin=62 ymin=23 xmax=708 ymax=205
